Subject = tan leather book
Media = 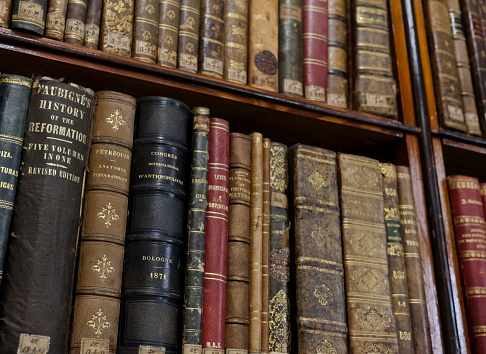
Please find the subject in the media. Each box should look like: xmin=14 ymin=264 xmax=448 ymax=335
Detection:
xmin=338 ymin=153 xmax=399 ymax=353
xmin=132 ymin=0 xmax=160 ymax=63
xmin=100 ymin=0 xmax=134 ymax=57
xmin=158 ymin=0 xmax=181 ymax=67
xmin=225 ymin=133 xmax=251 ymax=354
xmin=45 ymin=0 xmax=68 ymax=40
xmin=249 ymin=0 xmax=279 ymax=91
xmin=0 ymin=0 xmax=11 ymax=27
xmin=224 ymin=0 xmax=248 ymax=84
xmin=261 ymin=138 xmax=271 ymax=354
xmin=69 ymin=91 xmax=136 ymax=354
xmin=327 ymin=0 xmax=347 ymax=107
xmin=178 ymin=0 xmax=201 ymax=72
xmin=199 ymin=0 xmax=225 ymax=78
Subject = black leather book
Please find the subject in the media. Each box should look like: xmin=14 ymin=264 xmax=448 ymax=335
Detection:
xmin=0 ymin=77 xmax=95 ymax=354
xmin=118 ymin=96 xmax=191 ymax=354
xmin=10 ymin=0 xmax=49 ymax=35
xmin=0 ymin=74 xmax=32 ymax=290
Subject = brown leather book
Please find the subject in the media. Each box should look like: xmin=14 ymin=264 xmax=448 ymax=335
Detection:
xmin=0 ymin=0 xmax=11 ymax=27
xmin=338 ymin=153 xmax=399 ymax=353
xmin=381 ymin=163 xmax=415 ymax=354
xmin=225 ymin=133 xmax=251 ymax=354
xmin=447 ymin=0 xmax=482 ymax=136
xmin=423 ymin=0 xmax=467 ymax=132
xmin=261 ymin=138 xmax=271 ymax=354
xmin=290 ymin=144 xmax=347 ymax=353
xmin=396 ymin=166 xmax=432 ymax=354
xmin=327 ymin=0 xmax=347 ymax=107
xmin=84 ymin=0 xmax=103 ymax=49
xmin=158 ymin=0 xmax=181 ymax=67
xmin=64 ymin=0 xmax=87 ymax=45
xmin=132 ymin=0 xmax=160 ymax=63
xmin=250 ymin=132 xmax=263 ymax=354
xmin=224 ymin=0 xmax=248 ymax=84
xmin=69 ymin=91 xmax=136 ymax=354
xmin=100 ymin=0 xmax=134 ymax=57
xmin=45 ymin=0 xmax=68 ymax=40
xmin=249 ymin=0 xmax=279 ymax=91
xmin=177 ymin=0 xmax=201 ymax=72
xmin=199 ymin=0 xmax=224 ymax=78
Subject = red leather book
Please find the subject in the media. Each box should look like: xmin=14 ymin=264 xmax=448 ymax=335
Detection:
xmin=201 ymin=118 xmax=230 ymax=353
xmin=302 ymin=0 xmax=328 ymax=103
xmin=447 ymin=176 xmax=486 ymax=353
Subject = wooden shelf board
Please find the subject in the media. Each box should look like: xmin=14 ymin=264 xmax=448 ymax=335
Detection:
xmin=436 ymin=129 xmax=486 ymax=148
xmin=441 ymin=138 xmax=486 ymax=180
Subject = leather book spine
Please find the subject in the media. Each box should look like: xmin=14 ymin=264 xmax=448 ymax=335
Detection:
xmin=289 ymin=144 xmax=347 ymax=353
xmin=100 ymin=0 xmax=134 ymax=57
xmin=327 ymin=0 xmax=347 ymax=107
xmin=118 ymin=96 xmax=191 ymax=354
xmin=225 ymin=132 xmax=251 ymax=354
xmin=45 ymin=0 xmax=68 ymax=40
xmin=447 ymin=175 xmax=486 ymax=353
xmin=338 ymin=153 xmax=399 ymax=353
xmin=69 ymin=91 xmax=136 ymax=354
xmin=423 ymin=0 xmax=467 ymax=132
xmin=0 ymin=77 xmax=95 ymax=354
xmin=249 ymin=132 xmax=263 ymax=354
xmin=201 ymin=118 xmax=230 ymax=354
xmin=177 ymin=0 xmax=201 ymax=73
xmin=182 ymin=107 xmax=210 ymax=354
xmin=268 ymin=142 xmax=290 ymax=354
xmin=84 ymin=0 xmax=103 ymax=49
xmin=157 ymin=0 xmax=181 ymax=67
xmin=261 ymin=138 xmax=271 ymax=354
xmin=64 ymin=0 xmax=88 ymax=45
xmin=223 ymin=0 xmax=248 ymax=84
xmin=279 ymin=0 xmax=303 ymax=97
xmin=302 ymin=0 xmax=328 ymax=103
xmin=132 ymin=0 xmax=159 ymax=63
xmin=380 ymin=164 xmax=415 ymax=354
xmin=396 ymin=166 xmax=432 ymax=354
xmin=448 ymin=0 xmax=482 ymax=136
xmin=199 ymin=0 xmax=225 ymax=78
xmin=352 ymin=0 xmax=398 ymax=118
xmin=0 ymin=0 xmax=11 ymax=27
xmin=249 ymin=0 xmax=279 ymax=92
xmin=10 ymin=0 xmax=48 ymax=35
xmin=0 ymin=74 xmax=32 ymax=289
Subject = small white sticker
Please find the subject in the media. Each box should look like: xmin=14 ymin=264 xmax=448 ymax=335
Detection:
xmin=107 ymin=31 xmax=131 ymax=51
xmin=180 ymin=53 xmax=198 ymax=72
xmin=183 ymin=344 xmax=202 ymax=354
xmin=447 ymin=104 xmax=464 ymax=122
xmin=18 ymin=1 xmax=43 ymax=20
xmin=139 ymin=345 xmax=166 ymax=354
xmin=305 ymin=85 xmax=325 ymax=102
xmin=159 ymin=48 xmax=177 ymax=66
xmin=81 ymin=338 xmax=109 ymax=354
xmin=366 ymin=93 xmax=388 ymax=108
xmin=327 ymin=93 xmax=346 ymax=107
xmin=203 ymin=57 xmax=223 ymax=76
xmin=284 ymin=79 xmax=303 ymax=96
xmin=228 ymin=69 xmax=247 ymax=84
xmin=18 ymin=334 xmax=50 ymax=354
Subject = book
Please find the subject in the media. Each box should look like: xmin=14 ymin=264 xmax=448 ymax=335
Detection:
xmin=182 ymin=107 xmax=210 ymax=354
xmin=327 ymin=0 xmax=347 ymax=107
xmin=45 ymin=0 xmax=68 ymax=40
xmin=177 ymin=0 xmax=201 ymax=72
xmin=224 ymin=0 xmax=248 ymax=84
xmin=279 ymin=0 xmax=303 ymax=97
xmin=0 ymin=0 xmax=11 ymax=27
xmin=9 ymin=0 xmax=48 ymax=35
xmin=201 ymin=118 xmax=230 ymax=353
xmin=157 ymin=0 xmax=181 ymax=67
xmin=69 ymin=91 xmax=136 ymax=354
xmin=0 ymin=74 xmax=32 ymax=289
xmin=64 ymin=0 xmax=88 ymax=45
xmin=118 ymin=96 xmax=191 ymax=353
xmin=0 ymin=77 xmax=95 ymax=354
xmin=199 ymin=0 xmax=225 ymax=78
xmin=225 ymin=132 xmax=251 ymax=354
xmin=132 ymin=0 xmax=159 ymax=63
xmin=289 ymin=144 xmax=347 ymax=353
xmin=100 ymin=0 xmax=134 ymax=57
xmin=261 ymin=137 xmax=271 ymax=353
xmin=84 ymin=0 xmax=103 ymax=49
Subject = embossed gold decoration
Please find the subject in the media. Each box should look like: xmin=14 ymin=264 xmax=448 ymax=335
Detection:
xmin=106 ymin=109 xmax=126 ymax=131
xmin=308 ymin=171 xmax=328 ymax=190
xmin=92 ymin=254 xmax=115 ymax=279
xmin=187 ymin=16 xmax=195 ymax=26
xmin=352 ymin=267 xmax=387 ymax=293
xmin=186 ymin=43 xmax=194 ymax=53
xmin=357 ymin=343 xmax=393 ymax=354
xmin=146 ymin=4 xmax=154 ymax=14
xmin=87 ymin=309 xmax=111 ymax=337
xmin=387 ymin=243 xmax=403 ymax=256
xmin=270 ymin=145 xmax=288 ymax=191
xmin=97 ymin=202 xmax=120 ymax=226
xmin=380 ymin=165 xmax=396 ymax=178
xmin=350 ymin=230 xmax=383 ymax=257
xmin=356 ymin=305 xmax=391 ymax=332
xmin=312 ymin=226 xmax=331 ymax=246
xmin=231 ymin=25 xmax=246 ymax=37
xmin=165 ymin=35 xmax=174 ymax=45
xmin=269 ymin=289 xmax=291 ymax=352
xmin=314 ymin=284 xmax=334 ymax=306
xmin=143 ymin=30 xmax=152 ymax=41
xmin=383 ymin=207 xmax=398 ymax=220
xmin=343 ymin=165 xmax=379 ymax=189
xmin=230 ymin=60 xmax=245 ymax=70
xmin=316 ymin=340 xmax=338 ymax=354
xmin=167 ymin=10 xmax=175 ymax=19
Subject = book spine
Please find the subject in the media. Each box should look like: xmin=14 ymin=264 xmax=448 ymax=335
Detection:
xmin=157 ymin=0 xmax=181 ymax=68
xmin=397 ymin=166 xmax=432 ymax=354
xmin=45 ymin=0 xmax=68 ymax=40
xmin=327 ymin=0 xmax=347 ymax=107
xmin=182 ymin=107 xmax=210 ymax=354
xmin=352 ymin=0 xmax=397 ymax=118
xmin=0 ymin=74 xmax=32 ymax=288
xmin=447 ymin=175 xmax=486 ymax=353
xmin=0 ymin=77 xmax=95 ymax=354
xmin=177 ymin=0 xmax=201 ymax=72
xmin=10 ymin=0 xmax=48 ymax=35
xmin=447 ymin=0 xmax=482 ymax=136
xmin=290 ymin=144 xmax=347 ymax=352
xmin=84 ymin=0 xmax=103 ymax=49
xmin=423 ymin=0 xmax=467 ymax=132
xmin=69 ymin=91 xmax=136 ymax=354
xmin=225 ymin=132 xmax=251 ymax=354
xmin=224 ymin=0 xmax=248 ymax=84
xmin=302 ymin=0 xmax=328 ymax=103
xmin=381 ymin=164 xmax=415 ymax=354
xmin=132 ymin=0 xmax=160 ymax=63
xmin=279 ymin=0 xmax=303 ymax=97
xmin=249 ymin=0 xmax=279 ymax=92
xmin=64 ymin=0 xmax=88 ymax=45
xmin=118 ymin=96 xmax=191 ymax=354
xmin=268 ymin=142 xmax=290 ymax=354
xmin=201 ymin=118 xmax=230 ymax=353
xmin=261 ymin=138 xmax=271 ymax=354
xmin=199 ymin=0 xmax=225 ymax=78
xmin=0 ymin=0 xmax=11 ymax=27
xmin=100 ymin=0 xmax=134 ymax=57
xmin=338 ymin=153 xmax=399 ymax=353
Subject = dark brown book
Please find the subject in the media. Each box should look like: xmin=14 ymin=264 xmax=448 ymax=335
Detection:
xmin=10 ymin=0 xmax=48 ymax=35
xmin=157 ymin=0 xmax=181 ymax=67
xmin=69 ymin=91 xmax=136 ymax=354
xmin=100 ymin=0 xmax=134 ymax=57
xmin=199 ymin=0 xmax=224 ymax=78
xmin=132 ymin=0 xmax=159 ymax=63
xmin=327 ymin=0 xmax=347 ymax=107
xmin=84 ymin=0 xmax=103 ymax=49
xmin=63 ymin=0 xmax=87 ymax=45
xmin=225 ymin=132 xmax=251 ymax=354
xmin=261 ymin=138 xmax=271 ymax=353
xmin=177 ymin=0 xmax=201 ymax=72
xmin=0 ymin=0 xmax=11 ymax=27
xmin=290 ymin=144 xmax=347 ymax=353
xmin=338 ymin=153 xmax=399 ymax=353
xmin=224 ymin=0 xmax=248 ymax=84
xmin=45 ymin=0 xmax=68 ymax=40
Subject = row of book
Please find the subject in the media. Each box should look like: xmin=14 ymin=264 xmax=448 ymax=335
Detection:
xmin=0 ymin=0 xmax=401 ymax=120
xmin=0 ymin=72 xmax=433 ymax=353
